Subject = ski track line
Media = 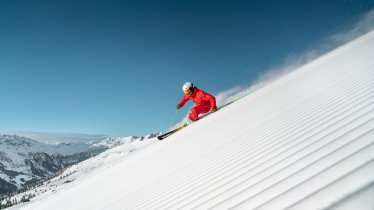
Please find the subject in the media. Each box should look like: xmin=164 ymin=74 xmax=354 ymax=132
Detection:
xmin=236 ymin=145 xmax=374 ymax=210
xmin=324 ymin=180 xmax=374 ymax=210
xmin=120 ymin=73 xmax=374 ymax=209
xmin=175 ymin=107 xmax=374 ymax=210
xmin=120 ymin=71 xmax=374 ymax=210
xmin=131 ymin=75 xmax=374 ymax=210
xmin=284 ymin=158 xmax=374 ymax=210
xmin=120 ymin=83 xmax=374 ymax=208
xmin=231 ymin=130 xmax=374 ymax=209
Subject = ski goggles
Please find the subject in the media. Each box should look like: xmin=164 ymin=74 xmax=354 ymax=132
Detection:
xmin=183 ymin=89 xmax=192 ymax=95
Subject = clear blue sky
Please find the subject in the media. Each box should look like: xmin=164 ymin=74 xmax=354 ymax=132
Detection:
xmin=1 ymin=0 xmax=373 ymax=136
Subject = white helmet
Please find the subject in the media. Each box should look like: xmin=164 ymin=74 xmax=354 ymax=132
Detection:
xmin=182 ymin=82 xmax=194 ymax=95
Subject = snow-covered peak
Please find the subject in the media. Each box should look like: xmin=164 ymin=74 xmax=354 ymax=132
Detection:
xmin=0 ymin=134 xmax=46 ymax=150
xmin=95 ymin=132 xmax=161 ymax=148
xmin=0 ymin=130 xmax=108 ymax=144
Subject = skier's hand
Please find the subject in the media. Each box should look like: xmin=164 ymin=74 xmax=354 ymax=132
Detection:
xmin=211 ymin=106 xmax=218 ymax=112
xmin=176 ymin=104 xmax=181 ymax=109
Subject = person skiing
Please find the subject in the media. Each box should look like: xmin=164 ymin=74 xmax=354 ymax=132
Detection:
xmin=176 ymin=82 xmax=217 ymax=122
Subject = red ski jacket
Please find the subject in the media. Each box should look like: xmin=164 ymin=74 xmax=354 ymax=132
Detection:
xmin=178 ymin=87 xmax=216 ymax=109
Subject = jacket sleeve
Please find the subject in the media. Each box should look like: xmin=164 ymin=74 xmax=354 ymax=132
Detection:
xmin=205 ymin=92 xmax=216 ymax=108
xmin=178 ymin=95 xmax=190 ymax=107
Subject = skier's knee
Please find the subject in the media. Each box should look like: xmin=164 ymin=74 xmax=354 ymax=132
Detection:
xmin=188 ymin=113 xmax=199 ymax=121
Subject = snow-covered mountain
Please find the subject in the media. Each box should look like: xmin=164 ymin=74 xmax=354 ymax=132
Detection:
xmin=0 ymin=130 xmax=108 ymax=144
xmin=0 ymin=134 xmax=105 ymax=194
xmin=0 ymin=133 xmax=159 ymax=197
xmin=12 ymin=30 xmax=374 ymax=210
xmin=0 ymin=134 xmax=160 ymax=209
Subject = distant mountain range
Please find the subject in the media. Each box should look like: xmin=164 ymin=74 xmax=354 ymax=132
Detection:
xmin=0 ymin=132 xmax=159 ymax=195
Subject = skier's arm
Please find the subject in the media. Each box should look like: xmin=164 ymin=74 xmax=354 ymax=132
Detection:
xmin=178 ymin=95 xmax=190 ymax=108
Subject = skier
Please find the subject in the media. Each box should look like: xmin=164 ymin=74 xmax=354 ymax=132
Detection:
xmin=176 ymin=82 xmax=217 ymax=122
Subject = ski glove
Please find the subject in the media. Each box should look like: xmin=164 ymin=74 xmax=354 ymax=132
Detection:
xmin=176 ymin=104 xmax=181 ymax=109
xmin=211 ymin=106 xmax=218 ymax=112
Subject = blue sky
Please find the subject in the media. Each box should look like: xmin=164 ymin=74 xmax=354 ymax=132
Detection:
xmin=0 ymin=0 xmax=373 ymax=136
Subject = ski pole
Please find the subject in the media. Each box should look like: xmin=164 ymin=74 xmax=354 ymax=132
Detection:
xmin=168 ymin=109 xmax=179 ymax=128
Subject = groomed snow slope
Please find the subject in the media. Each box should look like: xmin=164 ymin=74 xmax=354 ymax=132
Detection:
xmin=22 ymin=31 xmax=374 ymax=210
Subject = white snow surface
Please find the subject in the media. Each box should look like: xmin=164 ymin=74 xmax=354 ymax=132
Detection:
xmin=20 ymin=31 xmax=374 ymax=209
